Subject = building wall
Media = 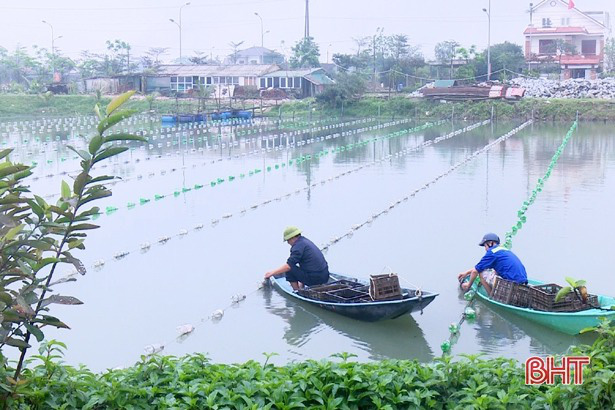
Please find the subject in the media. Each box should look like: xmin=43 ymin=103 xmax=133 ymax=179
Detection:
xmin=527 ymin=35 xmax=603 ymax=56
xmin=532 ymin=2 xmax=606 ymax=34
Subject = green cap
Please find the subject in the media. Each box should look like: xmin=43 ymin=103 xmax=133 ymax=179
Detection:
xmin=283 ymin=226 xmax=302 ymax=242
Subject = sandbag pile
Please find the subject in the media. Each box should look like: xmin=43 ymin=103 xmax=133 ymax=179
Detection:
xmin=509 ymin=77 xmax=615 ymax=99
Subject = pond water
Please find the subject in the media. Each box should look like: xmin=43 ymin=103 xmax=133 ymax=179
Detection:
xmin=2 ymin=114 xmax=614 ymax=371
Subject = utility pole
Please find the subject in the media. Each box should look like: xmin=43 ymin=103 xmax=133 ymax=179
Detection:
xmin=42 ymin=20 xmax=61 ymax=79
xmin=528 ymin=2 xmax=534 ymax=72
xmin=373 ymin=34 xmax=377 ymax=87
xmin=169 ymin=2 xmax=191 ymax=64
xmin=483 ymin=0 xmax=492 ymax=81
xmin=304 ymin=0 xmax=310 ymax=38
xmin=254 ymin=12 xmax=264 ymax=47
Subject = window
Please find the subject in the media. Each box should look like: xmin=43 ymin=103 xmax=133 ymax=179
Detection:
xmin=294 ymin=77 xmax=302 ymax=88
xmin=267 ymin=77 xmax=273 ymax=88
xmin=582 ymin=40 xmax=597 ymax=55
xmin=560 ymin=17 xmax=570 ymax=26
xmin=206 ymin=77 xmax=212 ymax=85
xmin=259 ymin=78 xmax=266 ymax=88
xmin=542 ymin=18 xmax=552 ymax=27
xmin=287 ymin=77 xmax=293 ymax=88
xmin=170 ymin=76 xmax=194 ymax=91
xmin=232 ymin=77 xmax=239 ymax=84
xmin=539 ymin=39 xmax=556 ymax=55
xmin=281 ymin=77 xmax=287 ymax=88
xmin=226 ymin=76 xmax=233 ymax=84
xmin=273 ymin=77 xmax=280 ymax=88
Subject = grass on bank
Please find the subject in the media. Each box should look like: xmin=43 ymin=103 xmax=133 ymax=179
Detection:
xmin=2 ymin=94 xmax=615 ymax=122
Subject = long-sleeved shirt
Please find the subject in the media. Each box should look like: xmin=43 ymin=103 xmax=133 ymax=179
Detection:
xmin=287 ymin=236 xmax=329 ymax=273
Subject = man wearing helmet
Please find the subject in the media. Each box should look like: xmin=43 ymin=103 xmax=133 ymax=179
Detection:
xmin=264 ymin=226 xmax=330 ymax=290
xmin=458 ymin=233 xmax=528 ymax=295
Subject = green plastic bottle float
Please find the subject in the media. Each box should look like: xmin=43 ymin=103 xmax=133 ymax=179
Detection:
xmin=464 ymin=307 xmax=476 ymax=319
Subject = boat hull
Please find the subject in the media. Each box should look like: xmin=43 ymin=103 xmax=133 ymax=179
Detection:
xmin=270 ymin=273 xmax=437 ymax=322
xmin=473 ymin=279 xmax=615 ymax=335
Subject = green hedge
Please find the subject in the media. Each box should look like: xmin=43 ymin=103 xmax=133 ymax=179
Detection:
xmin=274 ymin=96 xmax=615 ymax=122
xmin=3 ymin=321 xmax=614 ymax=409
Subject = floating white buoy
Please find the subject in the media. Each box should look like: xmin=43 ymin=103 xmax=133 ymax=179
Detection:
xmin=140 ymin=242 xmax=151 ymax=251
xmin=144 ymin=344 xmax=164 ymax=355
xmin=158 ymin=236 xmax=171 ymax=244
xmin=114 ymin=251 xmax=129 ymax=260
xmin=231 ymin=294 xmax=246 ymax=304
xmin=211 ymin=309 xmax=224 ymax=320
xmin=193 ymin=224 xmax=204 ymax=230
xmin=179 ymin=229 xmax=188 ymax=236
xmin=211 ymin=219 xmax=219 ymax=226
xmin=176 ymin=324 xmax=195 ymax=336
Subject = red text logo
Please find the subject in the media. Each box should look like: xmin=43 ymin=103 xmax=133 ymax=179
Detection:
xmin=525 ymin=356 xmax=590 ymax=385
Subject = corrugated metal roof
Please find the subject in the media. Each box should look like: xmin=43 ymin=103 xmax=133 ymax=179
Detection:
xmin=235 ymin=47 xmax=278 ymax=57
xmin=155 ymin=64 xmax=279 ymax=77
xmin=434 ymin=80 xmax=457 ymax=88
xmin=262 ymin=68 xmax=320 ymax=78
xmin=305 ymin=72 xmax=335 ymax=86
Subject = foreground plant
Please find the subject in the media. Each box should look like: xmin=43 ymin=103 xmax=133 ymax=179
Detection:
xmin=0 ymin=90 xmax=146 ymax=395
xmin=555 ymin=276 xmax=588 ymax=303
xmin=2 ymin=320 xmax=612 ymax=409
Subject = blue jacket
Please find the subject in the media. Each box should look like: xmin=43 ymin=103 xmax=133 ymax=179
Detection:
xmin=475 ymin=245 xmax=527 ymax=283
xmin=287 ymin=236 xmax=329 ymax=273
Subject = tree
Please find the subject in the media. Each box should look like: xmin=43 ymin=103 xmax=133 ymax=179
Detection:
xmin=106 ymin=39 xmax=135 ymax=74
xmin=604 ymin=38 xmax=615 ymax=72
xmin=315 ymin=72 xmax=366 ymax=108
xmin=0 ymin=91 xmax=147 ymax=389
xmin=141 ymin=47 xmax=169 ymax=73
xmin=434 ymin=41 xmax=459 ymax=65
xmin=332 ymin=52 xmax=371 ymax=71
xmin=290 ymin=37 xmax=320 ymax=69
xmin=228 ymin=41 xmax=244 ymax=64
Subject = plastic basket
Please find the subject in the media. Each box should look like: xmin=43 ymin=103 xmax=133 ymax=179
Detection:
xmin=529 ymin=284 xmax=598 ymax=312
xmin=491 ymin=278 xmax=531 ymax=308
xmin=369 ymin=274 xmax=402 ymax=301
xmin=298 ymin=280 xmax=367 ymax=302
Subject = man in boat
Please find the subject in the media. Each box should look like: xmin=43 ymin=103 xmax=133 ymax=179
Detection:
xmin=458 ymin=233 xmax=527 ymax=295
xmin=264 ymin=226 xmax=330 ymax=291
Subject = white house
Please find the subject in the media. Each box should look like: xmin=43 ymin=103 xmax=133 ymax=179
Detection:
xmin=226 ymin=47 xmax=285 ymax=65
xmin=524 ymin=0 xmax=611 ymax=79
xmin=146 ymin=64 xmax=280 ymax=94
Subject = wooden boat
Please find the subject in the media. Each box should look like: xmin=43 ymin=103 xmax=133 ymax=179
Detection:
xmin=270 ymin=273 xmax=438 ymax=322
xmin=472 ymin=279 xmax=615 ymax=335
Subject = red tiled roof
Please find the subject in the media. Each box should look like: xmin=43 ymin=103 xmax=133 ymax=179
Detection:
xmin=559 ymin=55 xmax=601 ymax=65
xmin=524 ymin=26 xmax=589 ymax=35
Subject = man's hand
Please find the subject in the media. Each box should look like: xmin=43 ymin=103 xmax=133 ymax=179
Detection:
xmin=264 ymin=271 xmax=274 ymax=279
xmin=458 ymin=272 xmax=468 ymax=282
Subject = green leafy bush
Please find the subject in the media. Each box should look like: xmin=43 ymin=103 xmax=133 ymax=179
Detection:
xmin=5 ymin=320 xmax=614 ymax=409
xmin=0 ymin=91 xmax=147 ymax=399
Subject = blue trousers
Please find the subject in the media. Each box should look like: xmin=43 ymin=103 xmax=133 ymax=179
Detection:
xmin=286 ymin=265 xmax=329 ymax=286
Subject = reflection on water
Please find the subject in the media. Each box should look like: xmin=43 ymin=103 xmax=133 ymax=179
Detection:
xmin=467 ymin=295 xmax=597 ymax=359
xmin=262 ymin=286 xmax=434 ymax=362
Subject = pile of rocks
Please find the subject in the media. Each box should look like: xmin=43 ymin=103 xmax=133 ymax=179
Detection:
xmin=509 ymin=77 xmax=615 ymax=99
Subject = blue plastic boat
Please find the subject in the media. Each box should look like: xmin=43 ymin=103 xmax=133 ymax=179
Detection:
xmin=270 ymin=273 xmax=438 ymax=322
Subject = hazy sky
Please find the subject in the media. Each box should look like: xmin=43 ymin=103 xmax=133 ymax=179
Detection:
xmin=1 ymin=0 xmax=613 ymax=62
